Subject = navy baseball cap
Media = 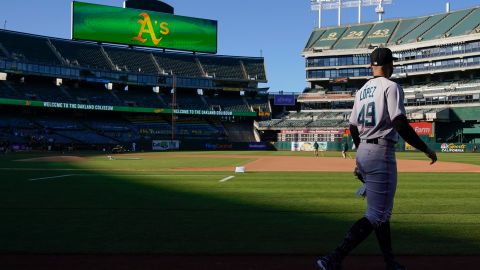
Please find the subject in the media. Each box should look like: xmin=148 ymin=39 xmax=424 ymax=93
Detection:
xmin=370 ymin=47 xmax=398 ymax=66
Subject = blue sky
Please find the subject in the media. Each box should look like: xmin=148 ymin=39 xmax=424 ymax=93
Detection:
xmin=1 ymin=0 xmax=479 ymax=92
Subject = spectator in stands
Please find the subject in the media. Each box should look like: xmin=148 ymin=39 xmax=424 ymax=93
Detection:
xmin=314 ymin=141 xmax=319 ymax=157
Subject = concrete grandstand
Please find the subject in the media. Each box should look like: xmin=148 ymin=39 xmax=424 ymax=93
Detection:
xmin=0 ymin=29 xmax=270 ymax=151
xmin=260 ymin=5 xmax=480 ymax=151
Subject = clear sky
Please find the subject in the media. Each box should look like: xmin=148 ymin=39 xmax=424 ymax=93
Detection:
xmin=1 ymin=0 xmax=479 ymax=92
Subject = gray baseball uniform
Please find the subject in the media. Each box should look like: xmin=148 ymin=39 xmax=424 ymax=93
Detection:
xmin=349 ymin=77 xmax=406 ymax=227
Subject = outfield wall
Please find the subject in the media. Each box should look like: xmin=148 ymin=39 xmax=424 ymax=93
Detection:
xmin=274 ymin=141 xmax=480 ymax=153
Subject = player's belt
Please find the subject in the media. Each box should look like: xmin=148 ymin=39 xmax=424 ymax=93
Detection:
xmin=362 ymin=138 xmax=395 ymax=146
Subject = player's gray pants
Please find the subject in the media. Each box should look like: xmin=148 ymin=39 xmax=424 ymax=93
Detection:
xmin=356 ymin=142 xmax=397 ymax=228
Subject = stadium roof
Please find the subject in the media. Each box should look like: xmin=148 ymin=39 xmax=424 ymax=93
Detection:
xmin=305 ymin=6 xmax=480 ymax=51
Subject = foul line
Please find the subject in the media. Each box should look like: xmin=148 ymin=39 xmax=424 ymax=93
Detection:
xmin=219 ymin=176 xmax=235 ymax=183
xmin=29 ymin=174 xmax=227 ymax=181
xmin=29 ymin=174 xmax=77 ymax=181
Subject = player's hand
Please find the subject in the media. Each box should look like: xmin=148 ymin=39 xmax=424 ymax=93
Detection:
xmin=425 ymin=148 xmax=437 ymax=165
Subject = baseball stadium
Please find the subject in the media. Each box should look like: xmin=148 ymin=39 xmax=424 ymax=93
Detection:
xmin=0 ymin=1 xmax=479 ymax=270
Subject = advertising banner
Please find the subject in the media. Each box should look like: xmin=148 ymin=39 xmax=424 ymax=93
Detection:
xmin=440 ymin=143 xmax=466 ymax=153
xmin=274 ymin=95 xmax=296 ymax=106
xmin=205 ymin=143 xmax=233 ymax=150
xmin=248 ymin=142 xmax=267 ymax=150
xmin=281 ymin=129 xmax=344 ymax=135
xmin=152 ymin=140 xmax=180 ymax=151
xmin=72 ymin=1 xmax=217 ymax=53
xmin=0 ymin=98 xmax=257 ymax=117
xmin=404 ymin=142 xmax=417 ymax=151
xmin=291 ymin=142 xmax=327 ymax=152
xmin=409 ymin=122 xmax=433 ymax=137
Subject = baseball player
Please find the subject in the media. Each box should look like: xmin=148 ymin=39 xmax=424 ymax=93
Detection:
xmin=314 ymin=141 xmax=320 ymax=157
xmin=341 ymin=141 xmax=349 ymax=159
xmin=317 ymin=48 xmax=437 ymax=270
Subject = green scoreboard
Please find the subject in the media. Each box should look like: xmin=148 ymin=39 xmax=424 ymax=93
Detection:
xmin=72 ymin=1 xmax=218 ymax=53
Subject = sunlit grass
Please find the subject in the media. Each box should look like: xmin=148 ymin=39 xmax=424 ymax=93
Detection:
xmin=1 ymin=154 xmax=479 ymax=255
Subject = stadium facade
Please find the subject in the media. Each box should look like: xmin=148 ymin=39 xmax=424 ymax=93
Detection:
xmin=0 ymin=27 xmax=270 ymax=151
xmin=259 ymin=5 xmax=480 ymax=152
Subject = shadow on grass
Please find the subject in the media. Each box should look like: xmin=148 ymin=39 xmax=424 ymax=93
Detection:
xmin=0 ymin=152 xmax=479 ymax=269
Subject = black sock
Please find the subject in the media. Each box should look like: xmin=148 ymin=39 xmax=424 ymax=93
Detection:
xmin=375 ymin=221 xmax=395 ymax=264
xmin=332 ymin=217 xmax=374 ymax=261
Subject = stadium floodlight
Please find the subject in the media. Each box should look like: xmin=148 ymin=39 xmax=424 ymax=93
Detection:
xmin=311 ymin=0 xmax=393 ymax=27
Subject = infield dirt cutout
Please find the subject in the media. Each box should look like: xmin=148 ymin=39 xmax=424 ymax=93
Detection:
xmin=13 ymin=153 xmax=480 ymax=173
xmin=169 ymin=154 xmax=480 ymax=173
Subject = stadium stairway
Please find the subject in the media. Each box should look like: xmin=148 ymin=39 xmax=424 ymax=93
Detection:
xmin=46 ymin=39 xmax=68 ymax=65
xmin=100 ymin=46 xmax=117 ymax=71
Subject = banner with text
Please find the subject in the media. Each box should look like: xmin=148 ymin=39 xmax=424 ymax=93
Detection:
xmin=409 ymin=122 xmax=433 ymax=137
xmin=0 ymin=98 xmax=257 ymax=117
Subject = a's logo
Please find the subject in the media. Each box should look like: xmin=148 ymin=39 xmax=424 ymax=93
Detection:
xmin=133 ymin=13 xmax=170 ymax=46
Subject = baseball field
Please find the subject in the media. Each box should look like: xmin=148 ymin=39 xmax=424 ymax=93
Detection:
xmin=1 ymin=150 xmax=479 ymax=270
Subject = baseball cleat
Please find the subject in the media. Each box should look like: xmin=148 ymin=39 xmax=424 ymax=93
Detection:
xmin=316 ymin=255 xmax=342 ymax=270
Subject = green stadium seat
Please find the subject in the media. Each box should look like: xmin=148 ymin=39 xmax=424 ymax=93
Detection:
xmin=361 ymin=21 xmax=399 ymax=47
xmin=399 ymin=14 xmax=447 ymax=44
xmin=449 ymin=8 xmax=480 ymax=37
xmin=0 ymin=31 xmax=61 ymax=65
xmin=305 ymin=30 xmax=326 ymax=49
xmin=334 ymin=24 xmax=373 ymax=50
xmin=154 ymin=53 xmax=202 ymax=77
xmin=52 ymin=40 xmax=113 ymax=70
xmin=105 ymin=47 xmax=159 ymax=74
xmin=311 ymin=27 xmax=347 ymax=49
xmin=199 ymin=56 xmax=245 ymax=80
xmin=421 ymin=9 xmax=473 ymax=41
xmin=389 ymin=18 xmax=428 ymax=44
xmin=242 ymin=59 xmax=267 ymax=81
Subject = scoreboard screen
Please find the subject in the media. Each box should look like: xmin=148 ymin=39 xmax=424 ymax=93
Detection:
xmin=72 ymin=1 xmax=218 ymax=53
xmin=274 ymin=95 xmax=296 ymax=106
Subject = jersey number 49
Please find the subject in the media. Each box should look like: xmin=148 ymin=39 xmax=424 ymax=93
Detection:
xmin=357 ymin=102 xmax=376 ymax=127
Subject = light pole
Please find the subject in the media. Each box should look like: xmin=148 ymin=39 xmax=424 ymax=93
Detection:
xmin=311 ymin=0 xmax=393 ymax=27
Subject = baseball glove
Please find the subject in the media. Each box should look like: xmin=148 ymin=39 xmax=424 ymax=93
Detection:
xmin=353 ymin=166 xmax=365 ymax=183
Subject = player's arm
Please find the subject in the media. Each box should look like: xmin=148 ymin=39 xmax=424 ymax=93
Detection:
xmin=392 ymin=115 xmax=426 ymax=151
xmin=349 ymin=124 xmax=360 ymax=149
xmin=387 ymin=84 xmax=437 ymax=164
xmin=349 ymin=92 xmax=360 ymax=149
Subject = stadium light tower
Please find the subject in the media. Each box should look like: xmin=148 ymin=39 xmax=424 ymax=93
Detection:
xmin=311 ymin=0 xmax=393 ymax=27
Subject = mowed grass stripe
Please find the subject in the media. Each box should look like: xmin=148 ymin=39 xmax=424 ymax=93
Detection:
xmin=0 ymin=152 xmax=479 ymax=255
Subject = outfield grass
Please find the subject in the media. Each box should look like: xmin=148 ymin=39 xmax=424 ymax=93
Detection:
xmin=0 ymin=151 xmax=479 ymax=255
